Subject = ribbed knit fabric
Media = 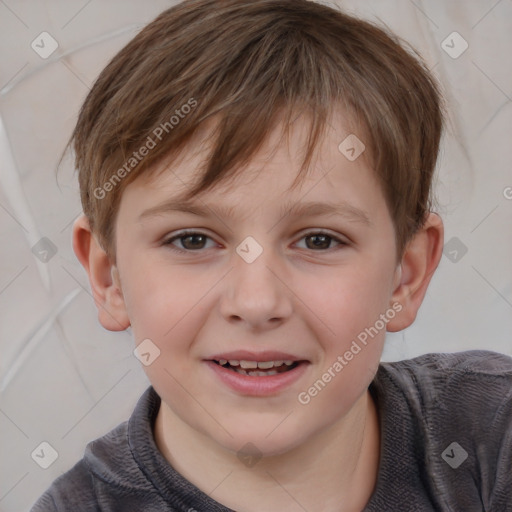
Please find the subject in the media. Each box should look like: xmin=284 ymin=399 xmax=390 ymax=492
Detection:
xmin=31 ymin=350 xmax=512 ymax=511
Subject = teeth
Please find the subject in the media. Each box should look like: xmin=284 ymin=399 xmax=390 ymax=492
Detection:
xmin=235 ymin=368 xmax=279 ymax=377
xmin=217 ymin=359 xmax=298 ymax=369
xmin=221 ymin=359 xmax=295 ymax=367
xmin=240 ymin=360 xmax=258 ymax=369
xmin=257 ymin=361 xmax=275 ymax=369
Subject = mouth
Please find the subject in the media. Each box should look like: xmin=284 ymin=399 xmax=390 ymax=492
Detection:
xmin=212 ymin=359 xmax=301 ymax=377
xmin=206 ymin=351 xmax=310 ymax=395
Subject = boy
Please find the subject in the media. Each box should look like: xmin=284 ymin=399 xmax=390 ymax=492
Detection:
xmin=32 ymin=0 xmax=512 ymax=510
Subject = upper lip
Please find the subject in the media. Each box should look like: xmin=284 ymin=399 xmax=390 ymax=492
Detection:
xmin=208 ymin=350 xmax=306 ymax=362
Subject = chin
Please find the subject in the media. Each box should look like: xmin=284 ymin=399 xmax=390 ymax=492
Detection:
xmin=215 ymin=425 xmax=310 ymax=460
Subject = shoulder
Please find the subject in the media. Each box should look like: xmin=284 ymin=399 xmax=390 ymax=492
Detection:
xmin=30 ymin=457 xmax=99 ymax=512
xmin=381 ymin=348 xmax=512 ymax=375
xmin=376 ymin=350 xmax=512 ymax=508
xmin=379 ymin=350 xmax=512 ymax=430
xmin=30 ymin=420 xmax=131 ymax=512
xmin=30 ymin=387 xmax=160 ymax=512
xmin=379 ymin=349 xmax=512 ymax=398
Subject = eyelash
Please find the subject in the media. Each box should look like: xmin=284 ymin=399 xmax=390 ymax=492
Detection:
xmin=162 ymin=230 xmax=348 ymax=254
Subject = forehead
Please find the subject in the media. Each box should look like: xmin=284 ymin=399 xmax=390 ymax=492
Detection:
xmin=117 ymin=112 xmax=389 ymax=234
xmin=136 ymin=107 xmax=374 ymax=197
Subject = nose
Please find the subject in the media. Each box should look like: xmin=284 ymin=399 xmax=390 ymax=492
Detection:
xmin=219 ymin=243 xmax=293 ymax=331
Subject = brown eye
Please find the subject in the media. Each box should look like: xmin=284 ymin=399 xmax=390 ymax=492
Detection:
xmin=306 ymin=234 xmax=332 ymax=250
xmin=164 ymin=231 xmax=216 ymax=252
xmin=180 ymin=234 xmax=207 ymax=250
xmin=297 ymin=231 xmax=346 ymax=251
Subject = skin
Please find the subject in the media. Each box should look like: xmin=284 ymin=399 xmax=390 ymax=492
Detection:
xmin=73 ymin=112 xmax=444 ymax=512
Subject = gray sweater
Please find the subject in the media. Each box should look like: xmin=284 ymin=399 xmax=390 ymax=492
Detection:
xmin=31 ymin=350 xmax=512 ymax=511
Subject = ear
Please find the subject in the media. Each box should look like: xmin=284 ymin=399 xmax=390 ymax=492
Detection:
xmin=72 ymin=214 xmax=130 ymax=331
xmin=387 ymin=212 xmax=444 ymax=332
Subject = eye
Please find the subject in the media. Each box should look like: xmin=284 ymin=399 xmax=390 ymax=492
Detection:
xmin=163 ymin=229 xmax=347 ymax=253
xmin=163 ymin=230 xmax=218 ymax=252
xmin=296 ymin=231 xmax=347 ymax=251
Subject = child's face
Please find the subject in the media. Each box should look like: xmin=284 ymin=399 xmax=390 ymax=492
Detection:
xmin=113 ymin=114 xmax=401 ymax=456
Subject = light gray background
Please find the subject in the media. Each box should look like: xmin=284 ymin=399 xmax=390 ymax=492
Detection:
xmin=1 ymin=1 xmax=511 ymax=510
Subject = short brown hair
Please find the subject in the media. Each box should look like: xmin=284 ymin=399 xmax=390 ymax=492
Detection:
xmin=67 ymin=0 xmax=444 ymax=261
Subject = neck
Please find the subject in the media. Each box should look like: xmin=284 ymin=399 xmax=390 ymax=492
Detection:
xmin=154 ymin=390 xmax=380 ymax=512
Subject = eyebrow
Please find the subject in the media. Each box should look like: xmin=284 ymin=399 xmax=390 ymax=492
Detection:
xmin=138 ymin=198 xmax=371 ymax=226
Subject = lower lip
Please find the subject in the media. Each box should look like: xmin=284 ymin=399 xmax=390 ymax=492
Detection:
xmin=205 ymin=361 xmax=309 ymax=396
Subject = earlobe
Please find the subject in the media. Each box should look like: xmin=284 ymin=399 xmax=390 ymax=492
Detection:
xmin=387 ymin=213 xmax=444 ymax=332
xmin=72 ymin=215 xmax=130 ymax=331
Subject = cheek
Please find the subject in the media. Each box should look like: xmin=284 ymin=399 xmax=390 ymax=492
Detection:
xmin=120 ymin=257 xmax=222 ymax=378
xmin=116 ymin=253 xmax=192 ymax=342
xmin=295 ymin=264 xmax=389 ymax=419
xmin=301 ymin=257 xmax=395 ymax=345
